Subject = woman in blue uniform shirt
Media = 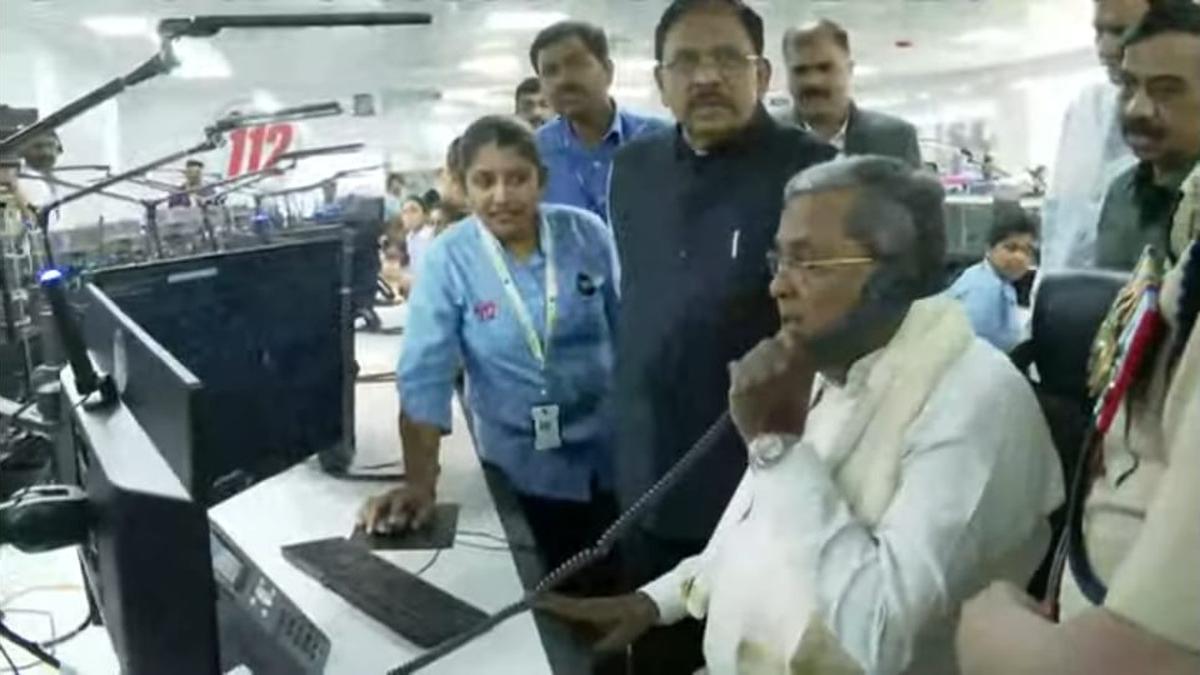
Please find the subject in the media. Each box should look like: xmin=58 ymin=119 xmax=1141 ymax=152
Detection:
xmin=359 ymin=115 xmax=620 ymax=575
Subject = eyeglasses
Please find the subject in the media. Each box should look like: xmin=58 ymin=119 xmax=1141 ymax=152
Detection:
xmin=766 ymin=251 xmax=876 ymax=277
xmin=659 ymin=49 xmax=761 ymax=79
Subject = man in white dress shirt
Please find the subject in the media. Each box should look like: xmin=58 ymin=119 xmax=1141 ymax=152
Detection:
xmin=539 ymin=156 xmax=1064 ymax=675
xmin=1040 ymin=0 xmax=1148 ymax=271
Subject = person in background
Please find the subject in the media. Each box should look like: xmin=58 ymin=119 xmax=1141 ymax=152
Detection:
xmin=428 ymin=203 xmax=452 ymax=235
xmin=947 ymin=200 xmax=1039 ymax=353
xmin=515 ymin=76 xmax=553 ymax=129
xmin=595 ymin=1 xmax=834 ymax=671
xmin=401 ymin=195 xmax=436 ymax=276
xmin=358 ymin=115 xmax=621 ymax=587
xmin=16 ymin=131 xmax=63 ymax=223
xmin=167 ymin=159 xmax=212 ymax=208
xmin=530 ymin=21 xmax=667 ymax=222
xmin=542 ymin=157 xmax=1062 ymax=675
xmin=435 ymin=136 xmax=470 ymax=226
xmin=778 ymin=19 xmax=921 ymax=166
xmin=1095 ymin=0 xmax=1200 ymax=271
xmin=1041 ymin=0 xmax=1146 ymax=271
xmin=383 ymin=171 xmax=407 ymax=227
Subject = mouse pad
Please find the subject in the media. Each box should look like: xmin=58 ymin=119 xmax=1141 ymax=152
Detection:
xmin=350 ymin=503 xmax=459 ymax=550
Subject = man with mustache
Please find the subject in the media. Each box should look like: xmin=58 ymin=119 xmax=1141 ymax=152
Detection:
xmin=514 ymin=76 xmax=552 ymax=129
xmin=1094 ymin=0 xmax=1200 ymax=270
xmin=551 ymin=1 xmax=833 ymax=672
xmin=957 ymin=5 xmax=1200 ymax=673
xmin=530 ymin=21 xmax=667 ymax=222
xmin=1040 ymin=0 xmax=1146 ymax=271
xmin=778 ymin=19 xmax=921 ymax=167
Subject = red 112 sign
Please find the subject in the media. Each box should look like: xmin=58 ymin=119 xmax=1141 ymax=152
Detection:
xmin=226 ymin=123 xmax=295 ymax=178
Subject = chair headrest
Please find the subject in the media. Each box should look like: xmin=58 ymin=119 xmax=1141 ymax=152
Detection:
xmin=1032 ymin=269 xmax=1130 ymax=401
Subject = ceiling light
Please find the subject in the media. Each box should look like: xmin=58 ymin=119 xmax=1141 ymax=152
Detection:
xmin=171 ymin=38 xmax=232 ymax=80
xmin=252 ymin=90 xmax=282 ymax=113
xmin=459 ymin=55 xmax=522 ymax=77
xmin=81 ymin=16 xmax=153 ymax=38
xmin=952 ymin=29 xmax=1015 ymax=46
xmin=484 ymin=10 xmax=568 ymax=31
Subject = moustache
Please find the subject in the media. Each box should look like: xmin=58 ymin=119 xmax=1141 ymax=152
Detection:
xmin=1122 ymin=117 xmax=1166 ymax=140
xmin=800 ymin=88 xmax=831 ymax=100
xmin=552 ymin=84 xmax=587 ymax=99
xmin=687 ymin=93 xmax=734 ymax=113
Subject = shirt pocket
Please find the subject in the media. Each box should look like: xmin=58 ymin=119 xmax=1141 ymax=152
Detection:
xmin=555 ymin=267 xmax=611 ymax=348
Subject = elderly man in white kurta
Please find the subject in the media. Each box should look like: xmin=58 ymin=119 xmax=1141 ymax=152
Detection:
xmin=539 ymin=157 xmax=1064 ymax=675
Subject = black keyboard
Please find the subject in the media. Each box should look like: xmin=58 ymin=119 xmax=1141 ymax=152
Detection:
xmin=282 ymin=537 xmax=488 ymax=648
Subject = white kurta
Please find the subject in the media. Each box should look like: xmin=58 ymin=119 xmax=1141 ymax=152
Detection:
xmin=1040 ymin=81 xmax=1137 ymax=272
xmin=642 ymin=340 xmax=1064 ymax=675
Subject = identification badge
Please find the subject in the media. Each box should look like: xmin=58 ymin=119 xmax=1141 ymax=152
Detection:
xmin=532 ymin=405 xmax=562 ymax=452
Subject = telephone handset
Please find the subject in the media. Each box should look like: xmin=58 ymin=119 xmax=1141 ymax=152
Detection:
xmin=386 ymin=412 xmax=734 ymax=675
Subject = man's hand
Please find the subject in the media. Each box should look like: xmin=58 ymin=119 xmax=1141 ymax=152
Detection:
xmin=535 ymin=592 xmax=659 ymax=654
xmin=729 ymin=332 xmax=816 ymax=444
xmin=957 ymin=581 xmax=1052 ymax=675
xmin=357 ymin=483 xmax=436 ymax=534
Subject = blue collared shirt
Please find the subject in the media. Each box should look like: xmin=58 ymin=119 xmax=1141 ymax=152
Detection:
xmin=946 ymin=259 xmax=1022 ymax=352
xmin=536 ymin=106 xmax=668 ymax=222
xmin=398 ymin=204 xmax=620 ymax=501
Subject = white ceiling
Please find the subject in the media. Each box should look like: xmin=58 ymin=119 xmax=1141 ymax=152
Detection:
xmin=2 ymin=0 xmax=1097 ymax=111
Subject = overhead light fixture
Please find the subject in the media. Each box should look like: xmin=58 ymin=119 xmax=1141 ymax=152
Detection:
xmin=459 ymin=55 xmax=521 ymax=77
xmin=252 ymin=90 xmax=282 ymax=113
xmin=483 ymin=10 xmax=568 ymax=31
xmin=172 ymin=38 xmax=232 ymax=79
xmin=81 ymin=15 xmax=153 ymax=38
xmin=952 ymin=28 xmax=1015 ymax=46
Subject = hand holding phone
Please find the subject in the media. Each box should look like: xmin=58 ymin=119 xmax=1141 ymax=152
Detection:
xmin=728 ymin=332 xmax=816 ymax=444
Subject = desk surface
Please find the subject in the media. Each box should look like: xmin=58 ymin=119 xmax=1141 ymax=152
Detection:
xmin=1 ymin=306 xmax=560 ymax=675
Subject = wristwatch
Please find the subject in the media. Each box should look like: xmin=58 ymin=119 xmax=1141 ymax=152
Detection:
xmin=748 ymin=434 xmax=801 ymax=469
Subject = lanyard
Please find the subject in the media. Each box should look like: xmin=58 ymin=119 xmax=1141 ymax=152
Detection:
xmin=478 ymin=217 xmax=557 ymax=367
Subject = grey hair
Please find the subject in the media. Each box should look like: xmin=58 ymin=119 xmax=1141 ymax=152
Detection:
xmin=783 ymin=155 xmax=947 ymax=299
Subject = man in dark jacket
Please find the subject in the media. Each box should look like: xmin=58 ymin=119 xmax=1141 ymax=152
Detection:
xmin=582 ymin=0 xmax=834 ymax=672
xmin=778 ymin=18 xmax=922 ymax=166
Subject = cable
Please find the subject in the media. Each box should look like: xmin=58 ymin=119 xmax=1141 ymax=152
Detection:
xmin=42 ymin=613 xmax=87 ymax=649
xmin=0 ymin=640 xmax=19 ymax=674
xmin=0 ymin=618 xmax=58 ymax=669
xmin=0 ymin=609 xmax=56 ymax=671
xmin=455 ymin=530 xmax=537 ymax=554
xmin=387 ymin=412 xmax=733 ymax=675
xmin=414 ymin=549 xmax=441 ymax=577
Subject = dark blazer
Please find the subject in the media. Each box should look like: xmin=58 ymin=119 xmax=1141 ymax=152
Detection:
xmin=777 ymin=101 xmax=922 ymax=167
xmin=607 ymin=108 xmax=836 ymax=544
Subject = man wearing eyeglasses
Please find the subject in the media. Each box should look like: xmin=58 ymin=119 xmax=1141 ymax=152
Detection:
xmin=543 ymin=156 xmax=1062 ymax=675
xmin=535 ymin=1 xmax=827 ymax=672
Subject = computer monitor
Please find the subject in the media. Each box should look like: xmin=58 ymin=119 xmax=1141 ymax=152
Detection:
xmin=79 ymin=235 xmax=354 ymax=504
xmin=61 ymin=366 xmax=330 ymax=675
xmin=63 ymin=367 xmax=221 ymax=675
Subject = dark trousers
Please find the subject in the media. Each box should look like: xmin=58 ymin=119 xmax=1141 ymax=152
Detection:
xmin=623 ymin=530 xmax=708 ymax=675
xmin=516 ymin=489 xmax=621 ymax=596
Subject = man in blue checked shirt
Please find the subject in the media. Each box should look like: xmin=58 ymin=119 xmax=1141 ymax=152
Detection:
xmin=530 ymin=21 xmax=669 ymax=222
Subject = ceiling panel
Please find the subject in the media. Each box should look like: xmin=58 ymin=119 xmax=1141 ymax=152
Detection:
xmin=2 ymin=0 xmax=1096 ymax=105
